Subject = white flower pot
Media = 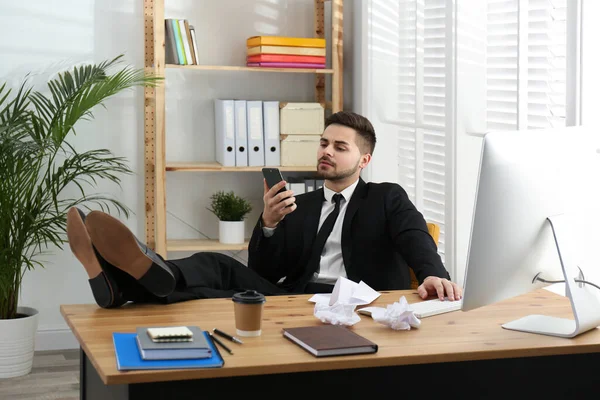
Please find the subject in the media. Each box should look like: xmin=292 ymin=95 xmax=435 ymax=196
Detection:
xmin=0 ymin=306 xmax=39 ymax=379
xmin=219 ymin=220 xmax=245 ymax=244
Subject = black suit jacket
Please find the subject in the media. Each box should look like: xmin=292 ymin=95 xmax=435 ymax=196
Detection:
xmin=248 ymin=178 xmax=450 ymax=292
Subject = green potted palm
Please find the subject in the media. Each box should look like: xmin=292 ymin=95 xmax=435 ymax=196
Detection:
xmin=207 ymin=190 xmax=252 ymax=244
xmin=0 ymin=55 xmax=160 ymax=378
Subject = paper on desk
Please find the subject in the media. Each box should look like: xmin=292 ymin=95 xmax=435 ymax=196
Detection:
xmin=357 ymin=297 xmax=421 ymax=330
xmin=308 ymin=277 xmax=381 ymax=306
xmin=314 ymin=303 xmax=361 ymax=326
xmin=309 ymin=277 xmax=380 ymax=326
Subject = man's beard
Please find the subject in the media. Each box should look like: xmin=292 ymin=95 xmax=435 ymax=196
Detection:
xmin=316 ymin=158 xmax=360 ymax=181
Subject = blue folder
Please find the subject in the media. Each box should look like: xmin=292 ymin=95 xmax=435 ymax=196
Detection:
xmin=113 ymin=331 xmax=224 ymax=371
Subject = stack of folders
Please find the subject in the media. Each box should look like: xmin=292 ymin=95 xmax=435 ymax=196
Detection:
xmin=215 ymin=99 xmax=281 ymax=167
xmin=246 ymin=36 xmax=326 ymax=69
xmin=215 ymin=100 xmax=324 ymax=168
xmin=112 ymin=326 xmax=224 ymax=371
xmin=165 ymin=18 xmax=199 ymax=65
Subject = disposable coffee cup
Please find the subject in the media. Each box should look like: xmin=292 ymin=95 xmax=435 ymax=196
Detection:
xmin=232 ymin=290 xmax=266 ymax=337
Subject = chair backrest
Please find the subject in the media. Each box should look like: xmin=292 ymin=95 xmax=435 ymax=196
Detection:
xmin=409 ymin=223 xmax=440 ymax=289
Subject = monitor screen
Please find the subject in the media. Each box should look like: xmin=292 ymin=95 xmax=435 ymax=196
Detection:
xmin=462 ymin=126 xmax=600 ymax=323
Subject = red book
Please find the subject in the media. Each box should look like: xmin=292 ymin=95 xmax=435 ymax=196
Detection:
xmin=247 ymin=62 xmax=326 ymax=69
xmin=247 ymin=54 xmax=326 ymax=64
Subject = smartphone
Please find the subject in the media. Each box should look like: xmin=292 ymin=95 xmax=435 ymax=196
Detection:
xmin=262 ymin=167 xmax=287 ymax=195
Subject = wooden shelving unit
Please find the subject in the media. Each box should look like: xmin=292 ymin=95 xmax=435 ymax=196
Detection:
xmin=144 ymin=0 xmax=344 ymax=255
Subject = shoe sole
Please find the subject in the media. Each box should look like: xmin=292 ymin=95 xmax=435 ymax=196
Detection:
xmin=85 ymin=211 xmax=174 ymax=297
xmin=66 ymin=208 xmax=116 ymax=308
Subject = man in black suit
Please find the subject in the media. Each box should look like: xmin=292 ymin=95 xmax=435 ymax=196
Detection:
xmin=67 ymin=111 xmax=460 ymax=308
xmin=249 ymin=111 xmax=460 ymax=300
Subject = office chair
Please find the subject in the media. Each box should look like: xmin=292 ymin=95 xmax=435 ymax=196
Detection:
xmin=409 ymin=222 xmax=440 ymax=290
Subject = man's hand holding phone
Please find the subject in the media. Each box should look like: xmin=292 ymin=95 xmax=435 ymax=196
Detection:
xmin=262 ymin=179 xmax=296 ymax=228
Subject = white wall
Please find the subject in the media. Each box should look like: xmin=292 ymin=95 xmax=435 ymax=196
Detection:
xmin=0 ymin=0 xmax=357 ymax=350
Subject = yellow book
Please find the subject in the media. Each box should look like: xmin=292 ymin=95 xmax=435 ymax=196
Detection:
xmin=247 ymin=45 xmax=326 ymax=57
xmin=247 ymin=36 xmax=326 ymax=48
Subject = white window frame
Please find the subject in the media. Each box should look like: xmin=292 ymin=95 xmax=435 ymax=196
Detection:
xmin=566 ymin=0 xmax=582 ymax=126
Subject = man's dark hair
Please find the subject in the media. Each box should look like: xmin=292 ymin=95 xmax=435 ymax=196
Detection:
xmin=324 ymin=111 xmax=376 ymax=155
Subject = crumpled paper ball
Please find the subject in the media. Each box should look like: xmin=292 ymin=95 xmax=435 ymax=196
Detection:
xmin=371 ymin=296 xmax=421 ymax=330
xmin=314 ymin=303 xmax=361 ymax=326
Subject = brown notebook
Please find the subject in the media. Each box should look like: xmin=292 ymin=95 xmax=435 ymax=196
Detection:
xmin=282 ymin=325 xmax=378 ymax=357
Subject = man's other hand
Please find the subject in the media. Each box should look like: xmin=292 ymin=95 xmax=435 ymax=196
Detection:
xmin=417 ymin=276 xmax=463 ymax=301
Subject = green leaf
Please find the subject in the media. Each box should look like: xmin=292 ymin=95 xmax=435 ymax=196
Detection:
xmin=0 ymin=54 xmax=163 ymax=319
xmin=207 ymin=191 xmax=253 ymax=221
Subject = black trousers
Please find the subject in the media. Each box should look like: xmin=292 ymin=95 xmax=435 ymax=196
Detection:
xmin=124 ymin=252 xmax=333 ymax=304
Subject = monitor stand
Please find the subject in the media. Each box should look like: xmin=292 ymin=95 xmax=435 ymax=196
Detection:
xmin=502 ymin=215 xmax=600 ymax=338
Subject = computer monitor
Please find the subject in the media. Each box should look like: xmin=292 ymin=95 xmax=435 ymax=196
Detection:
xmin=461 ymin=126 xmax=600 ymax=338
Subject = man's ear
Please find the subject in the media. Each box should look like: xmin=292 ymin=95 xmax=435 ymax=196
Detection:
xmin=359 ymin=153 xmax=372 ymax=169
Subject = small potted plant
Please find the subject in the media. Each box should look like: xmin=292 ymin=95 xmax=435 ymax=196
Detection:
xmin=207 ymin=191 xmax=253 ymax=244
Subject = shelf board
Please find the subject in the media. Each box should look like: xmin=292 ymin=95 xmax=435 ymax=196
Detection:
xmin=166 ymin=64 xmax=334 ymax=74
xmin=167 ymin=239 xmax=249 ymax=252
xmin=166 ymin=162 xmax=316 ymax=172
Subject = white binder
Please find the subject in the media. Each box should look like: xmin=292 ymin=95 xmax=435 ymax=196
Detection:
xmin=234 ymin=100 xmax=248 ymax=167
xmin=289 ymin=181 xmax=306 ymax=195
xmin=304 ymin=179 xmax=316 ymax=192
xmin=214 ymin=99 xmax=236 ymax=167
xmin=246 ymin=101 xmax=265 ymax=166
xmin=262 ymin=101 xmax=281 ymax=166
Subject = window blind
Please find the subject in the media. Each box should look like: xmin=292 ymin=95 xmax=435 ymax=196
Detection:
xmin=368 ymin=0 xmax=449 ymax=260
xmin=486 ymin=0 xmax=567 ymax=130
xmin=527 ymin=0 xmax=567 ymax=128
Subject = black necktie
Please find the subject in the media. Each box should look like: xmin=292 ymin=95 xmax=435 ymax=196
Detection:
xmin=308 ymin=193 xmax=343 ymax=274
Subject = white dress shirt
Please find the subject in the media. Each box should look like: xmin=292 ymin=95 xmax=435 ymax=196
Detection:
xmin=262 ymin=179 xmax=359 ymax=286
xmin=312 ymin=179 xmax=359 ymax=284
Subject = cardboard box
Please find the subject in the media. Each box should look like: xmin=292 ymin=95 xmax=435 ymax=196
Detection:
xmin=280 ymin=135 xmax=320 ymax=166
xmin=280 ymin=103 xmax=324 ymax=135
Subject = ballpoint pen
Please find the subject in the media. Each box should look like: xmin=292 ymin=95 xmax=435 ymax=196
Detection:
xmin=213 ymin=328 xmax=244 ymax=344
xmin=209 ymin=332 xmax=233 ymax=355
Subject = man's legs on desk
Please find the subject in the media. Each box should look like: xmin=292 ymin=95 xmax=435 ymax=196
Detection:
xmin=66 ymin=208 xmax=296 ymax=308
xmin=161 ymin=252 xmax=289 ymax=303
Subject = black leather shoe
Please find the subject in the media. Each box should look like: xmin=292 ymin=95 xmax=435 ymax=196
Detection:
xmin=85 ymin=211 xmax=176 ymax=297
xmin=66 ymin=208 xmax=127 ymax=308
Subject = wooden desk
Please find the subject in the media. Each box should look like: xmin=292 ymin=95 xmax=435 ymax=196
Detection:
xmin=61 ymin=290 xmax=600 ymax=399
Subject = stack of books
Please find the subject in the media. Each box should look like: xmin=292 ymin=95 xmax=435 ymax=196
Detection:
xmin=112 ymin=326 xmax=224 ymax=370
xmin=135 ymin=326 xmax=211 ymax=360
xmin=165 ymin=18 xmax=200 ymax=65
xmin=246 ymin=36 xmax=326 ymax=69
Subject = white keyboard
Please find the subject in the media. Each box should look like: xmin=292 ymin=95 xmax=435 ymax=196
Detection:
xmin=409 ymin=298 xmax=463 ymax=318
